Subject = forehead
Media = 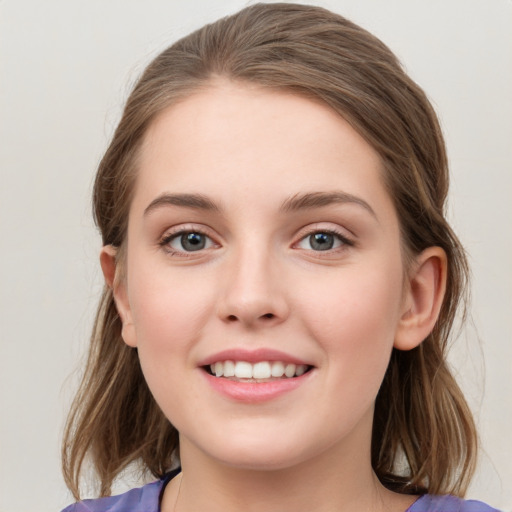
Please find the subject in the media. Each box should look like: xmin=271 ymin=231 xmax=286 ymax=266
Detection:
xmin=133 ymin=80 xmax=392 ymax=219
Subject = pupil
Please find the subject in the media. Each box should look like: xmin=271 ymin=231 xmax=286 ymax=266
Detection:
xmin=310 ymin=233 xmax=333 ymax=251
xmin=182 ymin=232 xmax=205 ymax=251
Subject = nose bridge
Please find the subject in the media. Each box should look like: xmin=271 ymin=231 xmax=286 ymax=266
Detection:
xmin=218 ymin=236 xmax=288 ymax=326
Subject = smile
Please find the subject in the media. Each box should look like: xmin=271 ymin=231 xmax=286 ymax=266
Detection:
xmin=207 ymin=360 xmax=311 ymax=380
xmin=199 ymin=349 xmax=315 ymax=401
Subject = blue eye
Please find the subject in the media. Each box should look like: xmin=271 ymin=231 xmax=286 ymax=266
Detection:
xmin=297 ymin=231 xmax=349 ymax=251
xmin=166 ymin=231 xmax=214 ymax=252
xmin=310 ymin=233 xmax=334 ymax=251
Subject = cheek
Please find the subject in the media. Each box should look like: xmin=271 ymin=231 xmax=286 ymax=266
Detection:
xmin=127 ymin=263 xmax=215 ymax=363
xmin=298 ymin=261 xmax=403 ymax=379
xmin=125 ymin=265 xmax=217 ymax=426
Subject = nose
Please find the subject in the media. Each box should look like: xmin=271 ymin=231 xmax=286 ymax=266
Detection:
xmin=217 ymin=245 xmax=290 ymax=328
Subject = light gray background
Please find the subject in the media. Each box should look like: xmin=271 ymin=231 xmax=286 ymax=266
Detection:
xmin=1 ymin=1 xmax=511 ymax=511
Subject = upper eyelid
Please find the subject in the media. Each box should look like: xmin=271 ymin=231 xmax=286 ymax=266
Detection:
xmin=158 ymin=222 xmax=354 ymax=246
xmin=160 ymin=224 xmax=217 ymax=240
xmin=296 ymin=231 xmax=352 ymax=247
xmin=161 ymin=230 xmax=212 ymax=244
xmin=294 ymin=222 xmax=355 ymax=240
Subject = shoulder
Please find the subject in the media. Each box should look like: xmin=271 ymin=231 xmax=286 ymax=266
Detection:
xmin=60 ymin=477 xmax=169 ymax=512
xmin=409 ymin=494 xmax=502 ymax=512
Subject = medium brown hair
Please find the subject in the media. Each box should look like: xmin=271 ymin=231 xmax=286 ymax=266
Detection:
xmin=62 ymin=2 xmax=477 ymax=499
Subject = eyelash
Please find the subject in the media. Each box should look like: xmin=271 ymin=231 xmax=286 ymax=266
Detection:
xmin=158 ymin=226 xmax=354 ymax=256
xmin=159 ymin=228 xmax=217 ymax=257
xmin=294 ymin=228 xmax=354 ymax=253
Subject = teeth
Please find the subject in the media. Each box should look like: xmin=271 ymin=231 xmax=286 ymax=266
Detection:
xmin=234 ymin=361 xmax=253 ymax=379
xmin=223 ymin=360 xmax=235 ymax=377
xmin=284 ymin=363 xmax=296 ymax=378
xmin=252 ymin=362 xmax=271 ymax=379
xmin=207 ymin=360 xmax=309 ymax=379
xmin=295 ymin=364 xmax=307 ymax=376
xmin=271 ymin=361 xmax=285 ymax=377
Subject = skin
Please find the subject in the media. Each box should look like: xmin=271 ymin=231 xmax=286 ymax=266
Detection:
xmin=101 ymin=79 xmax=447 ymax=512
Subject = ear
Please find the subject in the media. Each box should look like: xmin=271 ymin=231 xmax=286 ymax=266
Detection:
xmin=394 ymin=246 xmax=447 ymax=351
xmin=100 ymin=245 xmax=138 ymax=348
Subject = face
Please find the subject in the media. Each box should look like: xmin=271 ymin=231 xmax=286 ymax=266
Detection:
xmin=114 ymin=81 xmax=411 ymax=472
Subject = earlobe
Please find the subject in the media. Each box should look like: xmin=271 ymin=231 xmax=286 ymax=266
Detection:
xmin=394 ymin=247 xmax=447 ymax=351
xmin=99 ymin=245 xmax=138 ymax=348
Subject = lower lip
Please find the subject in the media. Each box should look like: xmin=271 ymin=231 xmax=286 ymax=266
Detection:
xmin=202 ymin=370 xmax=312 ymax=402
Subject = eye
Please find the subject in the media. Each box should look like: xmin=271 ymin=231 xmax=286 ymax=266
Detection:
xmin=296 ymin=231 xmax=351 ymax=251
xmin=164 ymin=231 xmax=215 ymax=252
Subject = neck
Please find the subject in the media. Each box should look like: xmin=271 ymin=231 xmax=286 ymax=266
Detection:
xmin=162 ymin=421 xmax=415 ymax=512
xmin=176 ymin=456 xmax=384 ymax=512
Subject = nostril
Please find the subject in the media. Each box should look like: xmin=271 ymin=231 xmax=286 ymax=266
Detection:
xmin=223 ymin=312 xmax=278 ymax=323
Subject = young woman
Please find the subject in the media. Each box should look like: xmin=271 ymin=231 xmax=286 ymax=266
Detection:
xmin=61 ymin=3 xmax=500 ymax=511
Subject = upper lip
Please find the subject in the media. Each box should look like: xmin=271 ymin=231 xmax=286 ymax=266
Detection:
xmin=197 ymin=348 xmax=312 ymax=367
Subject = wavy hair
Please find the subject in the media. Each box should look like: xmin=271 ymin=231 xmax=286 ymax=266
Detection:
xmin=62 ymin=2 xmax=476 ymax=499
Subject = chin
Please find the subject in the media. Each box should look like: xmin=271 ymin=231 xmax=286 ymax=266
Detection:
xmin=197 ymin=431 xmax=320 ymax=472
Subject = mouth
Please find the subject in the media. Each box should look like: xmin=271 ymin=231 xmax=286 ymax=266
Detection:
xmin=203 ymin=360 xmax=313 ymax=382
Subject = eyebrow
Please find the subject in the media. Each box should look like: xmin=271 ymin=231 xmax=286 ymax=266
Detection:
xmin=143 ymin=190 xmax=376 ymax=219
xmin=144 ymin=193 xmax=222 ymax=216
xmin=280 ymin=191 xmax=377 ymax=218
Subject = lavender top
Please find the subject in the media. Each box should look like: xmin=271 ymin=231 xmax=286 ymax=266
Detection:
xmin=61 ymin=473 xmax=501 ymax=512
